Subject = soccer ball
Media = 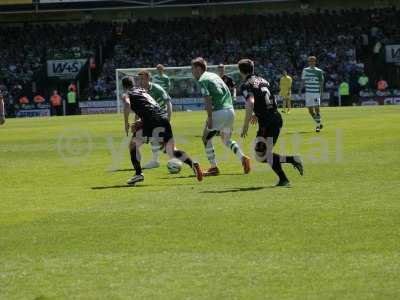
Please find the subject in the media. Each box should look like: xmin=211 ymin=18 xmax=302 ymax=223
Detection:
xmin=167 ymin=158 xmax=183 ymax=174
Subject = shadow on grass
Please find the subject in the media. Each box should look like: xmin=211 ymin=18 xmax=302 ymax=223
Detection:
xmin=200 ymin=186 xmax=275 ymax=194
xmin=91 ymin=184 xmax=148 ymax=190
xmin=285 ymin=131 xmax=315 ymax=135
xmin=159 ymin=172 xmax=244 ymax=180
xmin=109 ymin=168 xmax=134 ymax=172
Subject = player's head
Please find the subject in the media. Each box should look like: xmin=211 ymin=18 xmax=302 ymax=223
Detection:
xmin=52 ymin=90 xmax=58 ymax=95
xmin=122 ymin=76 xmax=135 ymax=91
xmin=218 ymin=64 xmax=225 ymax=76
xmin=282 ymin=70 xmax=288 ymax=76
xmin=238 ymin=59 xmax=254 ymax=79
xmin=156 ymin=64 xmax=164 ymax=75
xmin=138 ymin=69 xmax=151 ymax=89
xmin=308 ymin=56 xmax=317 ymax=67
xmin=191 ymin=57 xmax=207 ymax=80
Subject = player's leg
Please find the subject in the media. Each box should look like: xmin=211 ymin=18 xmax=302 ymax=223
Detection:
xmin=164 ymin=125 xmax=203 ymax=182
xmin=314 ymin=105 xmax=323 ymax=132
xmin=280 ymin=95 xmax=286 ymax=113
xmin=283 ymin=96 xmax=288 ymax=113
xmin=306 ymin=93 xmax=323 ymax=132
xmin=255 ymin=115 xmax=303 ymax=186
xmin=306 ymin=93 xmax=317 ymax=124
xmin=143 ymin=140 xmax=161 ymax=169
xmin=219 ymin=109 xmax=251 ymax=174
xmin=286 ymin=96 xmax=292 ymax=113
xmin=202 ymin=123 xmax=219 ymax=176
xmin=127 ymin=135 xmax=145 ymax=185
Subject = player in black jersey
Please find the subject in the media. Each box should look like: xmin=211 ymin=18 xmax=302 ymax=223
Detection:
xmin=238 ymin=59 xmax=304 ymax=187
xmin=121 ymin=76 xmax=203 ymax=185
xmin=218 ymin=64 xmax=237 ymax=101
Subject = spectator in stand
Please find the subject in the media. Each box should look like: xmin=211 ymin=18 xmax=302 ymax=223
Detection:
xmin=339 ymin=79 xmax=351 ymax=106
xmin=68 ymin=82 xmax=77 ymax=93
xmin=67 ymin=88 xmax=77 ymax=115
xmin=358 ymin=72 xmax=369 ymax=90
xmin=50 ymin=90 xmax=63 ymax=116
xmin=33 ymin=95 xmax=45 ymax=107
xmin=19 ymin=96 xmax=29 ymax=107
xmin=377 ymin=77 xmax=388 ymax=92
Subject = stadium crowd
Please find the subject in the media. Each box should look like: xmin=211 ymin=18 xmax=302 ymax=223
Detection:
xmin=0 ymin=7 xmax=399 ymax=114
xmin=0 ymin=22 xmax=114 ymax=114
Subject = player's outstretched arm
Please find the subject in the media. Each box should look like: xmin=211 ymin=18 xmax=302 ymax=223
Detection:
xmin=241 ymin=96 xmax=255 ymax=138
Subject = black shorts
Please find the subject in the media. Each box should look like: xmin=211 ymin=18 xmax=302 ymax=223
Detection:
xmin=257 ymin=111 xmax=283 ymax=146
xmin=135 ymin=118 xmax=174 ymax=145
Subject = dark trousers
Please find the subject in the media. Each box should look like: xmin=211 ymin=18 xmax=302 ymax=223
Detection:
xmin=67 ymin=103 xmax=78 ymax=115
xmin=51 ymin=105 xmax=63 ymax=116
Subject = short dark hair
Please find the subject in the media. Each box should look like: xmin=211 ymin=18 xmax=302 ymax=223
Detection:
xmin=238 ymin=59 xmax=254 ymax=75
xmin=138 ymin=69 xmax=151 ymax=78
xmin=191 ymin=57 xmax=207 ymax=71
xmin=122 ymin=76 xmax=134 ymax=90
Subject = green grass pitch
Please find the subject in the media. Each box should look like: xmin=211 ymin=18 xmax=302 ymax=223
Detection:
xmin=1 ymin=106 xmax=399 ymax=299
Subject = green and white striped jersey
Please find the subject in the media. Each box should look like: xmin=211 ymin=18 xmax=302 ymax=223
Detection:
xmin=301 ymin=67 xmax=324 ymax=94
xmin=152 ymin=74 xmax=171 ymax=92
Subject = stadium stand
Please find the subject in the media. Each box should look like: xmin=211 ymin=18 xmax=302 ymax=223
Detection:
xmin=0 ymin=7 xmax=399 ymax=115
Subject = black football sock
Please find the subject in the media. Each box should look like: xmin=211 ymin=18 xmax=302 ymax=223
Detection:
xmin=271 ymin=153 xmax=289 ymax=182
xmin=173 ymin=150 xmax=194 ymax=168
xmin=282 ymin=155 xmax=295 ymax=164
xmin=174 ymin=150 xmax=194 ymax=168
xmin=130 ymin=148 xmax=142 ymax=175
xmin=315 ymin=113 xmax=321 ymax=125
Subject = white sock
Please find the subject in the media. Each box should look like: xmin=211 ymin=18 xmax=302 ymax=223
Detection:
xmin=225 ymin=140 xmax=244 ymax=161
xmin=205 ymin=142 xmax=217 ymax=168
xmin=151 ymin=144 xmax=160 ymax=163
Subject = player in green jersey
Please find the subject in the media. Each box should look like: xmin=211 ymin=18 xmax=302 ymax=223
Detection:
xmin=299 ymin=56 xmax=325 ymax=132
xmin=153 ymin=64 xmax=171 ymax=92
xmin=138 ymin=69 xmax=173 ymax=169
xmin=191 ymin=57 xmax=251 ymax=176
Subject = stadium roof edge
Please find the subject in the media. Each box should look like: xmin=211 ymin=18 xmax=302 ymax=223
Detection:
xmin=0 ymin=0 xmax=295 ymax=15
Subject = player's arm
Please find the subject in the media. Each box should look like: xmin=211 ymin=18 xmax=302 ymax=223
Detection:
xmin=161 ymin=89 xmax=173 ymax=121
xmin=241 ymin=95 xmax=254 ymax=138
xmin=200 ymin=82 xmax=213 ymax=129
xmin=167 ymin=77 xmax=171 ymax=92
xmin=0 ymin=94 xmax=5 ymax=125
xmin=320 ymin=72 xmax=325 ymax=97
xmin=204 ymin=96 xmax=213 ymax=129
xmin=231 ymin=78 xmax=237 ymax=100
xmin=122 ymin=94 xmax=131 ymax=136
xmin=232 ymin=87 xmax=237 ymax=100
xmin=166 ymin=98 xmax=172 ymax=121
